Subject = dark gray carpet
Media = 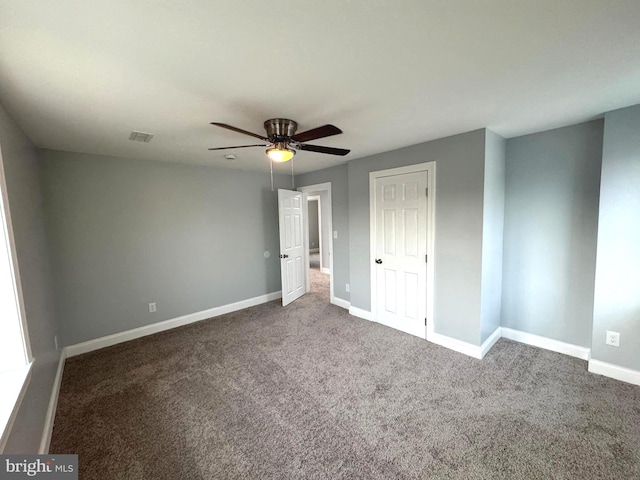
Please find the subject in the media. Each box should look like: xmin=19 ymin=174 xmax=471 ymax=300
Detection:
xmin=51 ymin=270 xmax=640 ymax=479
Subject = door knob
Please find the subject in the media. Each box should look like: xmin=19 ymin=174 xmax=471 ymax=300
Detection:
xmin=375 ymin=259 xmax=382 ymax=264
xmin=280 ymin=254 xmax=289 ymax=259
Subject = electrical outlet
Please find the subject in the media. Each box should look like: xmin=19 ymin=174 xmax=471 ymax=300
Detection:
xmin=345 ymin=283 xmax=350 ymax=292
xmin=333 ymin=230 xmax=338 ymax=239
xmin=606 ymin=330 xmax=620 ymax=347
xmin=149 ymin=302 xmax=157 ymax=313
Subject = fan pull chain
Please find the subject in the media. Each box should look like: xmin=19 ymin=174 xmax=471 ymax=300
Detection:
xmin=270 ymin=159 xmax=274 ymax=192
xmin=291 ymin=157 xmax=295 ymax=189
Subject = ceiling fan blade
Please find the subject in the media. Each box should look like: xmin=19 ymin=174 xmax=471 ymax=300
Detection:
xmin=298 ymin=144 xmax=350 ymax=156
xmin=210 ymin=122 xmax=268 ymax=141
xmin=291 ymin=124 xmax=342 ymax=143
xmin=208 ymin=144 xmax=268 ymax=151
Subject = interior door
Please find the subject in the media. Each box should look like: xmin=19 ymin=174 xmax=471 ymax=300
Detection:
xmin=278 ymin=189 xmax=306 ymax=306
xmin=373 ymin=171 xmax=428 ymax=338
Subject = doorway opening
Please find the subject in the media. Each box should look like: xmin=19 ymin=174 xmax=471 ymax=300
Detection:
xmin=298 ymin=182 xmax=334 ymax=305
xmin=306 ymin=195 xmax=329 ymax=301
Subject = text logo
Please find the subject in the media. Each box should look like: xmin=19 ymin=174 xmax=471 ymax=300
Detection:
xmin=0 ymin=455 xmax=77 ymax=479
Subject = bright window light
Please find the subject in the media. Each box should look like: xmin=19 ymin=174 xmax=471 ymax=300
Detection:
xmin=0 ymin=146 xmax=32 ymax=451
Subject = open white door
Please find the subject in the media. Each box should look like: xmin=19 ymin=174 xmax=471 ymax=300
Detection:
xmin=278 ymin=189 xmax=306 ymax=306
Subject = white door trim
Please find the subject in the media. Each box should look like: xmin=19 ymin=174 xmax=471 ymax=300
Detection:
xmin=369 ymin=162 xmax=436 ymax=339
xmin=298 ymin=182 xmax=335 ymax=306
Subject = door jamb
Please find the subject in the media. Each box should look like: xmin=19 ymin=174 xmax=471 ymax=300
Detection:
xmin=369 ymin=162 xmax=436 ymax=339
xmin=298 ymin=182 xmax=335 ymax=306
xmin=307 ymin=195 xmax=322 ymax=270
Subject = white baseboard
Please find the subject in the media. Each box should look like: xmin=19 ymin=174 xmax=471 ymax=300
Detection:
xmin=588 ymin=360 xmax=640 ymax=386
xmin=66 ymin=291 xmax=282 ymax=358
xmin=349 ymin=306 xmax=372 ymax=321
xmin=321 ymin=267 xmax=330 ymax=274
xmin=426 ymin=328 xmax=501 ymax=360
xmin=501 ymin=327 xmax=590 ymax=360
xmin=39 ymin=351 xmax=66 ymax=454
xmin=480 ymin=327 xmax=502 ymax=359
xmin=500 ymin=328 xmax=640 ymax=386
xmin=427 ymin=332 xmax=486 ymax=359
xmin=309 ymin=248 xmax=319 ymax=253
xmin=332 ymin=297 xmax=350 ymax=310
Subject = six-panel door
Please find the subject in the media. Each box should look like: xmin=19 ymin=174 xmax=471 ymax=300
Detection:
xmin=278 ymin=189 xmax=306 ymax=306
xmin=373 ymin=171 xmax=428 ymax=338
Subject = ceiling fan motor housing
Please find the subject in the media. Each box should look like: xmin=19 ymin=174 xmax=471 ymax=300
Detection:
xmin=264 ymin=118 xmax=297 ymax=141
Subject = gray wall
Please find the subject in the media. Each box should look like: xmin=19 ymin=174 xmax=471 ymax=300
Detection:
xmin=308 ymin=199 xmax=319 ymax=250
xmin=40 ymin=150 xmax=287 ymax=346
xmin=347 ymin=130 xmax=487 ymax=345
xmin=480 ymin=130 xmax=506 ymax=343
xmin=0 ymin=102 xmax=60 ymax=453
xmin=296 ymin=164 xmax=350 ymax=301
xmin=592 ymin=105 xmax=640 ymax=370
xmin=502 ymin=120 xmax=603 ymax=347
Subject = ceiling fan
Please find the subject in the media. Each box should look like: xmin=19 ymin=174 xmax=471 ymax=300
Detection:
xmin=208 ymin=118 xmax=350 ymax=162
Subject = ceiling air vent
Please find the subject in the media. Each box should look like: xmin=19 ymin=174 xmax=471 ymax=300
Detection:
xmin=129 ymin=131 xmax=154 ymax=143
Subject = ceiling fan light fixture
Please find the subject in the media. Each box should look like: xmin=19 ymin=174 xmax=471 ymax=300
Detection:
xmin=266 ymin=144 xmax=296 ymax=163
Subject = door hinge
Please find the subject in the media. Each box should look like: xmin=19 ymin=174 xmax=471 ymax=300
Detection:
xmin=425 ymin=254 xmax=428 ymax=263
xmin=426 ymin=187 xmax=428 ymax=196
xmin=425 ymin=318 xmax=427 ymax=326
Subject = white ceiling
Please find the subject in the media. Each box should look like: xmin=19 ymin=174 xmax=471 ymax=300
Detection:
xmin=1 ymin=1 xmax=640 ymax=175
